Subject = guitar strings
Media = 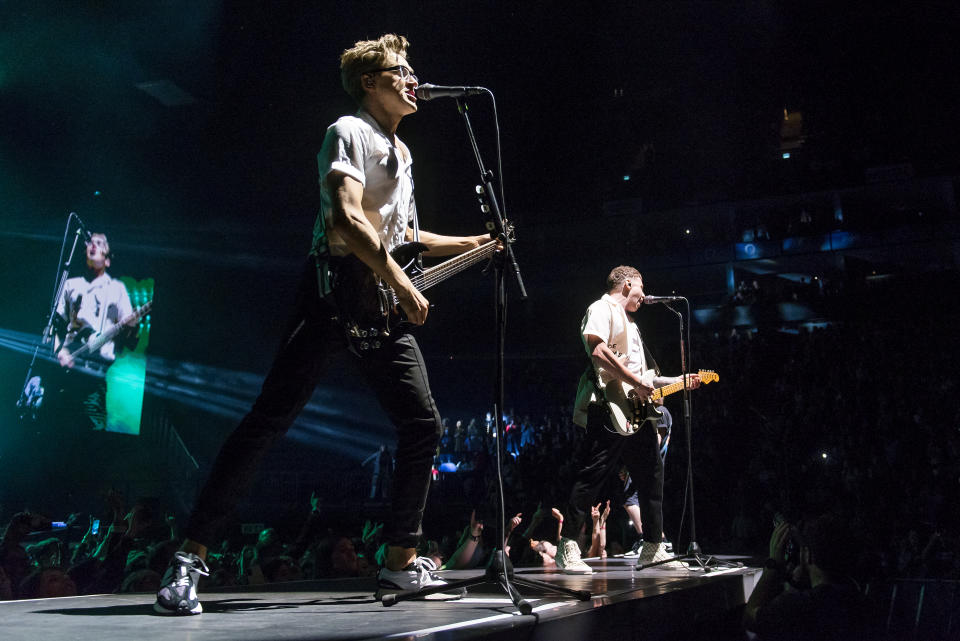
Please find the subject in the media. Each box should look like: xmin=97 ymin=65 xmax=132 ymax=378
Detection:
xmin=390 ymin=241 xmax=498 ymax=305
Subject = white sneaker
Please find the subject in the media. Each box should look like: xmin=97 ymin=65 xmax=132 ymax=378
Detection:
xmin=636 ymin=541 xmax=686 ymax=570
xmin=556 ymin=537 xmax=594 ymax=575
xmin=375 ymin=556 xmax=465 ymax=600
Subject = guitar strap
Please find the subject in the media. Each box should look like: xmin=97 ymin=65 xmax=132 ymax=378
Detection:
xmin=410 ymin=187 xmax=423 ymax=271
xmin=312 ymin=212 xmax=335 ymax=300
xmin=642 ymin=342 xmax=661 ymax=377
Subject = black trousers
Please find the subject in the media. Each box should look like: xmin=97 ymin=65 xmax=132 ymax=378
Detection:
xmin=562 ymin=402 xmax=664 ymax=543
xmin=185 ymin=259 xmax=443 ymax=549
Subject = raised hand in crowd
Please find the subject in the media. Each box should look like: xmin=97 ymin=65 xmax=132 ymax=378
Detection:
xmin=588 ymin=502 xmax=605 ymax=558
xmin=165 ymin=514 xmax=178 ymax=541
xmin=522 ymin=502 xmax=547 ymax=540
xmin=442 ymin=510 xmax=484 ymax=570
xmin=551 ymin=507 xmax=564 ymax=544
xmin=362 ymin=520 xmax=384 ymax=545
xmin=504 ymin=513 xmax=522 ymax=553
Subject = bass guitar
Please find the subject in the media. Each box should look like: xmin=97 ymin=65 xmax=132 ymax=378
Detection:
xmin=603 ymin=369 xmax=719 ymax=435
xmin=332 ymin=239 xmax=500 ymax=352
xmin=59 ymin=301 xmax=152 ymax=374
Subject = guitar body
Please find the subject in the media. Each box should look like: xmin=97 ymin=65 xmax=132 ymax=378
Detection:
xmin=328 ymin=237 xmax=501 ymax=354
xmin=331 ymin=242 xmax=429 ymax=352
xmin=61 ymin=301 xmax=153 ymax=369
xmin=603 ymin=381 xmax=663 ymax=436
xmin=603 ymin=370 xmax=719 ymax=436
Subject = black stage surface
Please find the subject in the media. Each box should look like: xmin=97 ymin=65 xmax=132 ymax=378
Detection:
xmin=1 ymin=556 xmax=759 ymax=641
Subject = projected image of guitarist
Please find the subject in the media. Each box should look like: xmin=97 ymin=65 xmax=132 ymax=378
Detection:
xmin=52 ymin=232 xmax=141 ymax=431
xmin=555 ymin=266 xmax=709 ymax=575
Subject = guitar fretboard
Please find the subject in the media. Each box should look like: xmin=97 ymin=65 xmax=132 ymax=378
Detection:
xmin=650 ymin=370 xmax=717 ymax=401
xmin=392 ymin=240 xmax=498 ymax=304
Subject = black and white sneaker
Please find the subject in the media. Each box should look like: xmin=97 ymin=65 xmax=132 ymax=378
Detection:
xmin=623 ymin=538 xmax=644 ymax=558
xmin=375 ymin=556 xmax=464 ymax=601
xmin=154 ymin=551 xmax=209 ymax=615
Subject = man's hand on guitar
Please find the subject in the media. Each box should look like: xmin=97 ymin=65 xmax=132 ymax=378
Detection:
xmin=684 ymin=373 xmax=702 ymax=389
xmin=630 ymin=381 xmax=655 ymax=398
xmin=395 ymin=280 xmax=430 ymax=326
xmin=57 ymin=348 xmax=75 ymax=369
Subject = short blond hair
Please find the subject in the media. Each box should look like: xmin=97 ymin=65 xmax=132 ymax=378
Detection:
xmin=606 ymin=265 xmax=641 ymax=292
xmin=340 ymin=34 xmax=410 ymax=104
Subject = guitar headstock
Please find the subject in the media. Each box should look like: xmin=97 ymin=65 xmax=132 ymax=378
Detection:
xmin=697 ymin=369 xmax=719 ymax=384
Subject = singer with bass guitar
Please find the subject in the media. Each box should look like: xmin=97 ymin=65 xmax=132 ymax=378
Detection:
xmin=554 ymin=265 xmax=708 ymax=575
xmin=156 ymin=33 xmax=495 ymax=616
xmin=49 ymin=232 xmax=142 ymax=432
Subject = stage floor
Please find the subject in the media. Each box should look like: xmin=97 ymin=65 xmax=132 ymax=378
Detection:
xmin=1 ymin=555 xmax=760 ymax=641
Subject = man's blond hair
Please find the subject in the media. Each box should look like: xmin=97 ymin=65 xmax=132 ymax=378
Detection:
xmin=606 ymin=266 xmax=641 ymax=292
xmin=340 ymin=34 xmax=410 ymax=104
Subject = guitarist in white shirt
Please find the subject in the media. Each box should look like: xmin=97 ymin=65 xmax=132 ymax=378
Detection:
xmin=55 ymin=233 xmax=139 ymax=368
xmin=156 ymin=34 xmax=491 ymax=616
xmin=555 ymin=266 xmax=701 ymax=574
xmin=51 ymin=233 xmax=140 ymax=431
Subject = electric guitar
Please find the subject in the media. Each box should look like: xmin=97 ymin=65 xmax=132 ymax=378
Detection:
xmin=332 ymin=239 xmax=500 ymax=352
xmin=603 ymin=369 xmax=719 ymax=436
xmin=58 ymin=301 xmax=152 ymax=373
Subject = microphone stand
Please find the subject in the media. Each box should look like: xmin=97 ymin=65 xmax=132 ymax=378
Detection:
xmin=382 ymin=94 xmax=589 ymax=613
xmin=16 ymin=214 xmax=85 ymax=418
xmin=635 ymin=298 xmax=739 ymax=572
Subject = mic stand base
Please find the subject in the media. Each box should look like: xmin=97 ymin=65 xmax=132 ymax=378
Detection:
xmin=635 ymin=542 xmax=744 ymax=573
xmin=381 ymin=550 xmax=592 ymax=611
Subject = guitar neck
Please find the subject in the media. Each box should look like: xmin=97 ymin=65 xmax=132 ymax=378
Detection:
xmin=69 ymin=303 xmax=151 ymax=359
xmin=414 ymin=241 xmax=498 ymax=292
xmin=391 ymin=241 xmax=498 ymax=304
xmin=650 ymin=372 xmax=702 ymax=402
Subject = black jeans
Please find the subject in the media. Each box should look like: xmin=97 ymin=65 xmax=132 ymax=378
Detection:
xmin=562 ymin=402 xmax=664 ymax=543
xmin=185 ymin=259 xmax=443 ymax=549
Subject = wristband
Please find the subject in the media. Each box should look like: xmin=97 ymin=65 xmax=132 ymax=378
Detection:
xmin=469 ymin=534 xmax=480 ymax=542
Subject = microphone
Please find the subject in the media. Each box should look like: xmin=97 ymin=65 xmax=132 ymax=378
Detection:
xmin=72 ymin=212 xmax=92 ymax=243
xmin=642 ymin=295 xmax=685 ymax=304
xmin=415 ymin=84 xmax=486 ymax=101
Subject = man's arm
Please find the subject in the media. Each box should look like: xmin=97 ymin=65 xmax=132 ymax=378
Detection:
xmin=405 ymin=228 xmax=491 ymax=257
xmin=327 ymin=171 xmax=429 ymax=325
xmin=586 ymin=334 xmax=654 ymax=396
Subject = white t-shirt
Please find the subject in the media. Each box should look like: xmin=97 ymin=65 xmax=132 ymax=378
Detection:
xmin=573 ymin=293 xmax=677 ymax=427
xmin=56 ymin=273 xmax=133 ymax=362
xmin=314 ymin=109 xmax=415 ymax=257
